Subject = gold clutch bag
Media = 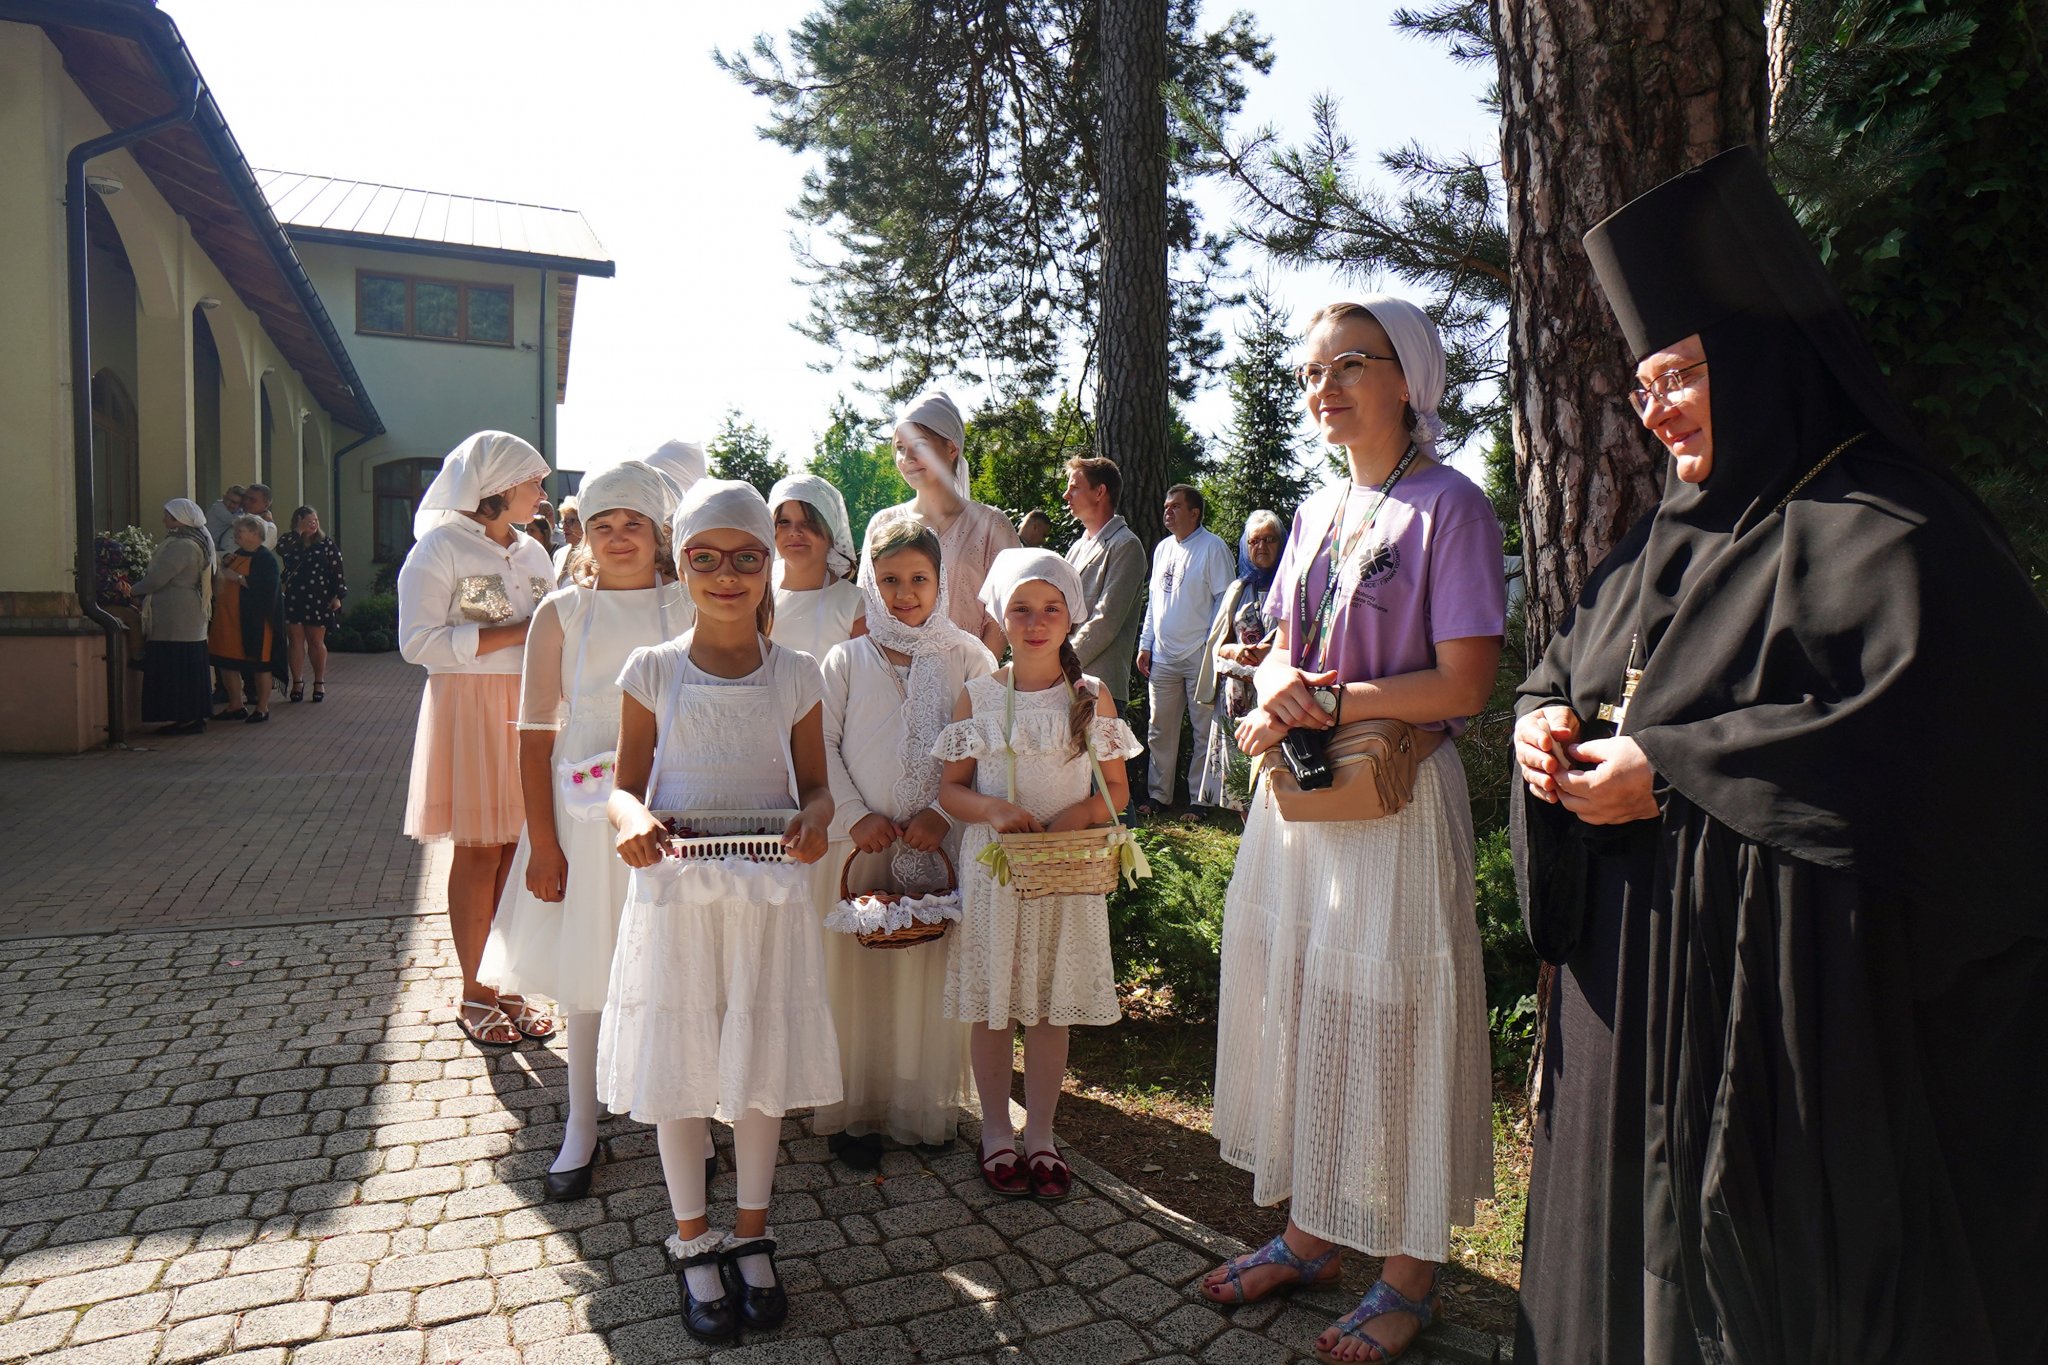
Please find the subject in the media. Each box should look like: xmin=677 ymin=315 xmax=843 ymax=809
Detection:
xmin=457 ymin=574 xmax=514 ymax=624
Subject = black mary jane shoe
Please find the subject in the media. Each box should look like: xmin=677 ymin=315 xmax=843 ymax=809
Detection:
xmin=670 ymin=1241 xmax=739 ymax=1344
xmin=720 ymin=1237 xmax=789 ymax=1333
xmin=542 ymin=1142 xmax=605 ymax=1203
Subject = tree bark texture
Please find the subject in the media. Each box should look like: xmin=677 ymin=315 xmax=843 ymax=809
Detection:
xmin=1096 ymin=0 xmax=1172 ymax=552
xmin=1490 ymin=0 xmax=1767 ymax=660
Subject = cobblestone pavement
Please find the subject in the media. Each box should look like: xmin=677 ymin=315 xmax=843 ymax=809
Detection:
xmin=0 ymin=655 xmax=1504 ymax=1363
xmin=0 ymin=653 xmax=446 ymax=941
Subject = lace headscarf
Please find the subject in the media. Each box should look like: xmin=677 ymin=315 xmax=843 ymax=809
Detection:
xmin=862 ymin=512 xmax=991 ymax=888
xmin=413 ymin=431 xmax=550 ymax=537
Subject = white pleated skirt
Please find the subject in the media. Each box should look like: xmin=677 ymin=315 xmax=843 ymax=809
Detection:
xmin=1211 ymin=745 xmax=1493 ymax=1261
xmin=596 ymin=857 xmax=843 ymax=1124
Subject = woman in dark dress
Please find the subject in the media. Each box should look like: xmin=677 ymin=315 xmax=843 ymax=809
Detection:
xmin=1511 ymin=148 xmax=2048 ymax=1364
xmin=208 ymin=515 xmax=289 ymax=724
xmin=281 ymin=505 xmax=346 ymax=703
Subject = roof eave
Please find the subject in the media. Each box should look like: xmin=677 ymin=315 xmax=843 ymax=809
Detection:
xmin=283 ymin=226 xmax=618 ymax=280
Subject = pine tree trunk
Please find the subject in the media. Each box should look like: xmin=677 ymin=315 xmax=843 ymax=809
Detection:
xmin=1491 ymin=0 xmax=1767 ymax=660
xmin=1097 ymin=0 xmax=1172 ymax=551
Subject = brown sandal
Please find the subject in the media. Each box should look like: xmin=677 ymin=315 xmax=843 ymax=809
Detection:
xmin=1025 ymin=1148 xmax=1073 ymax=1201
xmin=979 ymin=1146 xmax=1031 ymax=1198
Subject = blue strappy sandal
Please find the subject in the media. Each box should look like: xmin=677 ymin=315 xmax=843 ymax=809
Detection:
xmin=1314 ymin=1266 xmax=1440 ymax=1363
xmin=1200 ymin=1233 xmax=1341 ymax=1306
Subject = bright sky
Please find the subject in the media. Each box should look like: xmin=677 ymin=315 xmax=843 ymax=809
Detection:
xmin=161 ymin=0 xmax=1495 ymax=473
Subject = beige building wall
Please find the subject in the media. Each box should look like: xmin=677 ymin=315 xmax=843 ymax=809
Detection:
xmin=0 ymin=21 xmax=343 ymax=751
xmin=292 ymin=240 xmax=559 ymax=601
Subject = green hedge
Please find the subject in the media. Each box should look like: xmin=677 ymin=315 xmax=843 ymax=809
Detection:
xmin=329 ymin=592 xmax=399 ymax=653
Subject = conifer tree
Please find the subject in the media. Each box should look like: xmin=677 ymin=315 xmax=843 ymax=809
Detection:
xmin=806 ymin=397 xmax=908 ymax=546
xmin=1207 ymin=286 xmax=1314 ymax=537
xmin=706 ymin=412 xmax=788 ymax=500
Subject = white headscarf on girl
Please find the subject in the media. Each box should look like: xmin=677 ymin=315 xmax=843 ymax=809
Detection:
xmin=668 ymin=477 xmax=775 ymax=567
xmin=975 ymin=547 xmax=1091 ymax=628
xmin=643 ymin=439 xmax=706 ymax=497
xmin=413 ymin=431 xmax=550 ymax=538
xmin=894 ymin=389 xmax=971 ymax=501
xmin=576 ymin=459 xmax=679 ymax=526
xmin=767 ymin=473 xmax=856 ymax=579
xmin=860 ymin=511 xmax=993 ymax=886
xmin=1354 ymin=296 xmax=1449 ymax=455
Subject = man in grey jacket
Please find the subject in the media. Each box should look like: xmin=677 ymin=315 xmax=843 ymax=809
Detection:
xmin=1060 ymin=455 xmax=1146 ymax=708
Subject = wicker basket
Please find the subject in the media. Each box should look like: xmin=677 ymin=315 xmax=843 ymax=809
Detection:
xmin=995 ymin=828 xmax=1123 ymax=899
xmin=654 ymin=809 xmax=798 ymax=863
xmin=833 ymin=848 xmax=959 ymax=949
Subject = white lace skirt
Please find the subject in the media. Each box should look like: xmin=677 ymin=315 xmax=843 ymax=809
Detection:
xmin=814 ymin=842 xmax=973 ymax=1144
xmin=944 ymin=827 xmax=1120 ymax=1028
xmin=480 ymin=718 xmax=626 ymax=1014
xmin=596 ymin=856 xmax=843 ymax=1123
xmin=1211 ymin=746 xmax=1493 ymax=1260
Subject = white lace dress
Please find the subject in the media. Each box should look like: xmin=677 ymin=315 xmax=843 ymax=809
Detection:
xmin=1211 ymin=746 xmax=1495 ymax=1260
xmin=481 ymin=582 xmax=688 ymax=1014
xmin=595 ymin=636 xmax=843 ymax=1123
xmin=931 ymin=673 xmax=1141 ymax=1028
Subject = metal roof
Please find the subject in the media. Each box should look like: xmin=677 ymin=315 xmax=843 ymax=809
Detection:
xmin=253 ymin=170 xmax=615 ymax=277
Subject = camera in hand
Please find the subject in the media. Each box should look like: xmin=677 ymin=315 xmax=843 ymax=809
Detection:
xmin=1280 ymin=725 xmax=1334 ymax=790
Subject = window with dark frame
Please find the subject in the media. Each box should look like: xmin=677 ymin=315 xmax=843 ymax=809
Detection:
xmin=373 ymin=458 xmax=441 ymax=563
xmin=355 ymin=271 xmax=514 ymax=347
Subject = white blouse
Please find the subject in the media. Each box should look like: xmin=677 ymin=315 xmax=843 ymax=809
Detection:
xmin=396 ymin=518 xmax=557 ymax=675
xmin=770 ymin=575 xmax=865 ymax=661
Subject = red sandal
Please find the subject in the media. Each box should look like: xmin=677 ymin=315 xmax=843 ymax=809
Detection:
xmin=979 ymin=1146 xmax=1031 ymax=1198
xmin=1025 ymin=1148 xmax=1073 ymax=1201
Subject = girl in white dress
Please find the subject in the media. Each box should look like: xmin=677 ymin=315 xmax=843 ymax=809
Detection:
xmin=396 ymin=431 xmax=556 ymax=1049
xmin=817 ymin=516 xmax=993 ymax=1165
xmin=479 ymin=461 xmax=689 ymax=1200
xmin=768 ymin=473 xmax=866 ymax=658
xmin=602 ymin=479 xmax=837 ymax=1345
xmin=934 ymin=548 xmax=1141 ymax=1200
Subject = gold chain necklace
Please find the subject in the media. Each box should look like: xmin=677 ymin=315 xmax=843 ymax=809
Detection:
xmin=1773 ymin=431 xmax=1869 ymax=512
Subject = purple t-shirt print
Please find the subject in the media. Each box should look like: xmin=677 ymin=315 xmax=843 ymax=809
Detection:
xmin=1265 ymin=460 xmax=1506 ymax=737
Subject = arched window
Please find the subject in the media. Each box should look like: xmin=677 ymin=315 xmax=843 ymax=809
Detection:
xmin=192 ymin=308 xmax=222 ymax=499
xmin=91 ymin=369 xmax=138 ymax=533
xmin=373 ymin=458 xmax=440 ymax=563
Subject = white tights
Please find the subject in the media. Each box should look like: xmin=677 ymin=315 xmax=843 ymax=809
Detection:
xmin=551 ymin=1013 xmax=601 ymax=1173
xmin=656 ymin=1110 xmax=780 ymax=1222
xmin=969 ymin=1022 xmax=1068 ymax=1158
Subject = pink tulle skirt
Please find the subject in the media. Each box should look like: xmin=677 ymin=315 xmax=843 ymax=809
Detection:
xmin=403 ymin=672 xmax=525 ymax=846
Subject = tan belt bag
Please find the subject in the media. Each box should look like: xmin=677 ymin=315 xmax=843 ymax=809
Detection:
xmin=1252 ymin=719 xmax=1444 ymax=822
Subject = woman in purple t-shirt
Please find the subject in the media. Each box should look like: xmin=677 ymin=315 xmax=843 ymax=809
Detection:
xmin=1198 ymin=298 xmax=1505 ymax=1365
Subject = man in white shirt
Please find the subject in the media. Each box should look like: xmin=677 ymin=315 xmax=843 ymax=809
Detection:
xmin=228 ymin=483 xmax=279 ymax=551
xmin=1061 ymin=455 xmax=1147 ymax=709
xmin=1136 ymin=484 xmax=1236 ymax=808
xmin=206 ymin=485 xmax=245 ymax=544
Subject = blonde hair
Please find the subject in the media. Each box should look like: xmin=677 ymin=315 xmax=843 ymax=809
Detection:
xmin=568 ymin=513 xmax=676 ymax=587
xmin=1306 ymin=301 xmax=1418 ymax=435
xmin=868 ymin=516 xmax=943 ymax=573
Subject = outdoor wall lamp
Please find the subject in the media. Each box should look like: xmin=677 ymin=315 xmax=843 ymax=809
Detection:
xmin=197 ymin=295 xmax=222 ymax=310
xmin=85 ymin=174 xmax=123 ymax=196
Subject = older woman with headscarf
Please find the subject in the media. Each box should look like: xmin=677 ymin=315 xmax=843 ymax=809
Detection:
xmin=1511 ymin=148 xmax=2048 ymax=1365
xmin=1190 ymin=509 xmax=1288 ymax=811
xmin=397 ymin=430 xmax=557 ymax=1049
xmin=1198 ymin=298 xmax=1505 ymax=1365
xmin=122 ymin=498 xmax=217 ymax=735
xmin=767 ymin=473 xmax=866 ymax=659
xmin=865 ymin=389 xmax=1020 ymax=655
xmin=208 ymin=514 xmax=290 ymax=723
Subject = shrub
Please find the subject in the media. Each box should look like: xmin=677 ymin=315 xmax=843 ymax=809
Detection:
xmin=1475 ymin=826 xmax=1539 ymax=1071
xmin=341 ymin=593 xmax=398 ymax=640
xmin=328 ymin=627 xmax=363 ymax=652
xmin=362 ymin=629 xmax=394 ymax=653
xmin=1107 ymin=821 xmax=1237 ymax=1019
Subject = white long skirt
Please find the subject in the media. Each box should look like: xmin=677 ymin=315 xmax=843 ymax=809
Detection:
xmin=813 ymin=842 xmax=973 ymax=1144
xmin=597 ymin=857 xmax=843 ymax=1124
xmin=1211 ymin=746 xmax=1493 ymax=1261
xmin=480 ymin=716 xmax=625 ymax=1015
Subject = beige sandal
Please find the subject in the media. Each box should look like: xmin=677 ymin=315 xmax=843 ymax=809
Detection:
xmin=457 ymin=999 xmax=521 ymax=1048
xmin=497 ymin=994 xmax=556 ymax=1041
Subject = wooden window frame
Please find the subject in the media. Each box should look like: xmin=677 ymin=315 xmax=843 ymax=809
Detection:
xmin=355 ymin=270 xmax=515 ymax=348
xmin=372 ymin=457 xmax=441 ymax=564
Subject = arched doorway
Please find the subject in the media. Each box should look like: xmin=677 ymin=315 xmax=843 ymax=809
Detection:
xmin=91 ymin=370 xmax=138 ymax=532
xmin=192 ymin=307 xmax=223 ymax=500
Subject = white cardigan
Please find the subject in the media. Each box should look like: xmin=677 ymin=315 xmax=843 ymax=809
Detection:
xmin=396 ymin=520 xmax=556 ymax=675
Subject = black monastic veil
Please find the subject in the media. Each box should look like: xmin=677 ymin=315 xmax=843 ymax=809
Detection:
xmin=1511 ymin=147 xmax=2048 ymax=1365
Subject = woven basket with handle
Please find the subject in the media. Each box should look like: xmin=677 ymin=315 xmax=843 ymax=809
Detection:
xmin=988 ymin=673 xmax=1142 ymax=901
xmin=835 ymin=847 xmax=959 ymax=949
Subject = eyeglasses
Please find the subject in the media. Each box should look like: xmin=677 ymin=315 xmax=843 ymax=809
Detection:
xmin=679 ymin=544 xmax=769 ymax=576
xmin=1295 ymin=351 xmax=1397 ymax=392
xmin=1628 ymin=360 xmax=1708 ymax=417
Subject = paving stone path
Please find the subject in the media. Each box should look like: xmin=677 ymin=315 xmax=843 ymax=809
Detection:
xmin=0 ymin=655 xmax=1504 ymax=1363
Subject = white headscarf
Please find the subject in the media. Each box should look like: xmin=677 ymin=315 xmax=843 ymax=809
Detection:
xmin=894 ymin=389 xmax=971 ymax=500
xmin=977 ymin=547 xmax=1091 ymax=628
xmin=413 ymin=431 xmax=550 ymax=538
xmin=861 ymin=511 xmax=992 ymax=887
xmin=1355 ymin=296 xmax=1449 ymax=454
xmin=643 ymin=439 xmax=706 ymax=497
xmin=576 ymin=459 xmax=680 ymax=526
xmin=669 ymin=478 xmax=775 ymax=569
xmin=164 ymin=497 xmax=218 ymax=578
xmin=767 ymin=473 xmax=856 ymax=579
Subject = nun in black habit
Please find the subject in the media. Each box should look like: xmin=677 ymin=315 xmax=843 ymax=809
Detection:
xmin=1510 ymin=147 xmax=2048 ymax=1365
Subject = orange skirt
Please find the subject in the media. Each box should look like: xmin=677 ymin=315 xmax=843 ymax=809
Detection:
xmin=403 ymin=672 xmax=525 ymax=846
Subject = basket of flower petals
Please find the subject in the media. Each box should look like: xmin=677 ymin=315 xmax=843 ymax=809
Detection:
xmin=655 ymin=810 xmax=799 ymax=864
xmin=825 ymin=847 xmax=960 ymax=949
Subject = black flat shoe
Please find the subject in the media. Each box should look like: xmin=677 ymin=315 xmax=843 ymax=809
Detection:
xmin=212 ymin=708 xmax=247 ymax=722
xmin=543 ymin=1143 xmax=604 ymax=1203
xmin=245 ymin=711 xmax=270 ymax=724
xmin=720 ymin=1237 xmax=788 ymax=1333
xmin=828 ymin=1131 xmax=885 ymax=1172
xmin=670 ymin=1240 xmax=738 ymax=1344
